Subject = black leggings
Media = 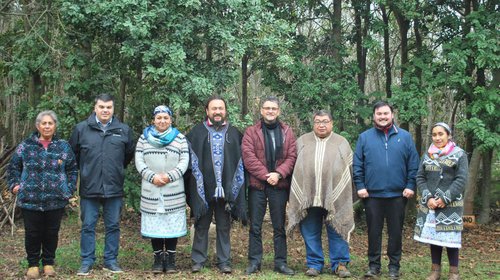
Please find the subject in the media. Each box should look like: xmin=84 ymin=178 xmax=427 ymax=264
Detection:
xmin=151 ymin=238 xmax=178 ymax=252
xmin=430 ymin=244 xmax=459 ymax=266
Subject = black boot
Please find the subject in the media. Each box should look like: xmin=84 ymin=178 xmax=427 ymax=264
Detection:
xmin=152 ymin=251 xmax=163 ymax=274
xmin=165 ymin=251 xmax=177 ymax=273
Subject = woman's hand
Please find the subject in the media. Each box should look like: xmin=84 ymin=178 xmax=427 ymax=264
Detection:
xmin=427 ymin=198 xmax=438 ymax=210
xmin=152 ymin=174 xmax=170 ymax=186
xmin=12 ymin=185 xmax=20 ymax=194
xmin=435 ymin=198 xmax=445 ymax=208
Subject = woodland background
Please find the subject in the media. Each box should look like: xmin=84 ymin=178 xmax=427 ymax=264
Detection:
xmin=0 ymin=0 xmax=498 ymax=223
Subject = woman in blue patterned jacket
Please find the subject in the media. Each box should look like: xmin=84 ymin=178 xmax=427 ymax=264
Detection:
xmin=8 ymin=110 xmax=78 ymax=279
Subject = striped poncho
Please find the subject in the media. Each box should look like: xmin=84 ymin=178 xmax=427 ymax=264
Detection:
xmin=287 ymin=131 xmax=355 ymax=241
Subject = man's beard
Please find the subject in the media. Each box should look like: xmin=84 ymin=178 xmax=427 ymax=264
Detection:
xmin=209 ymin=115 xmax=225 ymax=127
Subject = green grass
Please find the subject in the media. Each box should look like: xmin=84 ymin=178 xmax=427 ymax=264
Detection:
xmin=0 ymin=209 xmax=498 ymax=279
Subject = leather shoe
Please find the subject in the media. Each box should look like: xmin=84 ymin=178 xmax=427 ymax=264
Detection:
xmin=246 ymin=263 xmax=261 ymax=275
xmin=192 ymin=263 xmax=204 ymax=273
xmin=364 ymin=267 xmax=381 ymax=278
xmin=389 ymin=269 xmax=400 ymax=280
xmin=219 ymin=265 xmax=232 ymax=274
xmin=274 ymin=264 xmax=295 ymax=275
xmin=305 ymin=267 xmax=320 ymax=277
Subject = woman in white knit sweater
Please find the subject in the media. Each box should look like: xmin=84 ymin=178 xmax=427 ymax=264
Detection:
xmin=135 ymin=105 xmax=189 ymax=273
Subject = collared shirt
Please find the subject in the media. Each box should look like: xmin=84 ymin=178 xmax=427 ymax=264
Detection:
xmin=96 ymin=116 xmax=113 ymax=129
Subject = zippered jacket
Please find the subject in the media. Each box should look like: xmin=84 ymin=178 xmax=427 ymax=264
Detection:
xmin=69 ymin=114 xmax=135 ymax=198
xmin=353 ymin=125 xmax=419 ymax=198
xmin=242 ymin=121 xmax=297 ymax=190
xmin=8 ymin=132 xmax=78 ymax=211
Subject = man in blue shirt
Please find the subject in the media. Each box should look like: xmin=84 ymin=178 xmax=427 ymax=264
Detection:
xmin=353 ymin=101 xmax=419 ymax=280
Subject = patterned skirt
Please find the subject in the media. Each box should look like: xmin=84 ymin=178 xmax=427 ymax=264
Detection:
xmin=414 ymin=210 xmax=461 ymax=248
xmin=141 ymin=208 xmax=187 ymax=238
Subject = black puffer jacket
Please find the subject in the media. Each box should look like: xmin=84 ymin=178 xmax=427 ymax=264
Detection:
xmin=69 ymin=114 xmax=135 ymax=198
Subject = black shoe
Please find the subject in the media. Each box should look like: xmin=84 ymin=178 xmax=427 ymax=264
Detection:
xmin=192 ymin=263 xmax=204 ymax=273
xmin=389 ymin=269 xmax=400 ymax=280
xmin=246 ymin=263 xmax=261 ymax=275
xmin=152 ymin=252 xmax=163 ymax=274
xmin=364 ymin=267 xmax=381 ymax=278
xmin=219 ymin=265 xmax=232 ymax=274
xmin=274 ymin=264 xmax=295 ymax=275
xmin=165 ymin=251 xmax=177 ymax=273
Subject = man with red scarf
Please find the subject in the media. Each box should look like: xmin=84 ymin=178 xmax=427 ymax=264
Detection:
xmin=353 ymin=101 xmax=419 ymax=280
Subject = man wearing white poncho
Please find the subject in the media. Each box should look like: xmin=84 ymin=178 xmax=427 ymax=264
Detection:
xmin=287 ymin=110 xmax=355 ymax=278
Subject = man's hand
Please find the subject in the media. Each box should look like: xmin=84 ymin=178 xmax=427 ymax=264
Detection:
xmin=266 ymin=172 xmax=281 ymax=186
xmin=357 ymin=189 xmax=369 ymax=199
xmin=12 ymin=185 xmax=20 ymax=194
xmin=402 ymin=188 xmax=414 ymax=198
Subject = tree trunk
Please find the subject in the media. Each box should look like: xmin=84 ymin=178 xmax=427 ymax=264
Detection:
xmin=478 ymin=149 xmax=492 ymax=224
xmin=119 ymin=73 xmax=127 ymax=121
xmin=241 ymin=53 xmax=249 ymax=118
xmin=331 ymin=0 xmax=342 ymax=65
xmin=380 ymin=4 xmax=392 ymax=99
xmin=463 ymin=0 xmax=474 ymax=156
xmin=463 ymin=147 xmax=482 ymax=215
xmin=353 ymin=0 xmax=369 ymax=125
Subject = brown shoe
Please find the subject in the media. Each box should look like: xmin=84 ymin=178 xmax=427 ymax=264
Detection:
xmin=426 ymin=264 xmax=441 ymax=280
xmin=305 ymin=267 xmax=320 ymax=277
xmin=449 ymin=266 xmax=460 ymax=280
xmin=43 ymin=265 xmax=56 ymax=277
xmin=335 ymin=263 xmax=351 ymax=278
xmin=26 ymin=267 xmax=40 ymax=279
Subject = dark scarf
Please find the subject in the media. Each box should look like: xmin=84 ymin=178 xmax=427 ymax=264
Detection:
xmin=261 ymin=120 xmax=283 ymax=171
xmin=374 ymin=122 xmax=393 ymax=135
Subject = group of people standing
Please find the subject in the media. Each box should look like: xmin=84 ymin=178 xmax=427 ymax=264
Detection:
xmin=7 ymin=94 xmax=468 ymax=280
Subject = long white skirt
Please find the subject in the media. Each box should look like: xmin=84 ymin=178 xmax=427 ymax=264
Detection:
xmin=141 ymin=208 xmax=187 ymax=239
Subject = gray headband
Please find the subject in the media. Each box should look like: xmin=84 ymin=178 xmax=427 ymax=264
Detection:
xmin=433 ymin=122 xmax=452 ymax=135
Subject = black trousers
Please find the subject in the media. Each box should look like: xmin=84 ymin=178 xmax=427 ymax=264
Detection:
xmin=363 ymin=197 xmax=407 ymax=271
xmin=22 ymin=208 xmax=65 ymax=267
xmin=248 ymin=186 xmax=289 ymax=267
xmin=191 ymin=200 xmax=231 ymax=267
xmin=151 ymin=238 xmax=178 ymax=252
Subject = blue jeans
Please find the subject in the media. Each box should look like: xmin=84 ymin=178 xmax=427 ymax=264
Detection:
xmin=300 ymin=207 xmax=350 ymax=272
xmin=80 ymin=197 xmax=123 ymax=266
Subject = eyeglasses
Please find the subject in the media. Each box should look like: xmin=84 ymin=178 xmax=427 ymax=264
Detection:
xmin=313 ymin=120 xmax=332 ymax=126
xmin=262 ymin=107 xmax=279 ymax=111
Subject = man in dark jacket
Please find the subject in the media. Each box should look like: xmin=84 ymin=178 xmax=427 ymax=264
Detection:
xmin=353 ymin=101 xmax=419 ymax=280
xmin=185 ymin=96 xmax=246 ymax=274
xmin=242 ymin=96 xmax=297 ymax=275
xmin=69 ymin=94 xmax=135 ymax=276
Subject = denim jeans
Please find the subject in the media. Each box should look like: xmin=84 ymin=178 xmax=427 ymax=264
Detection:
xmin=300 ymin=207 xmax=350 ymax=272
xmin=80 ymin=197 xmax=123 ymax=266
xmin=22 ymin=208 xmax=64 ymax=267
xmin=248 ymin=186 xmax=289 ymax=267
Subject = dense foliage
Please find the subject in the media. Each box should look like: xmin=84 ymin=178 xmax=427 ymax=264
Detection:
xmin=1 ymin=0 xmax=498 ymax=217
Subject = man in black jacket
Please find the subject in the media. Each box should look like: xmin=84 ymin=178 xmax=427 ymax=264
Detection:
xmin=70 ymin=94 xmax=135 ymax=276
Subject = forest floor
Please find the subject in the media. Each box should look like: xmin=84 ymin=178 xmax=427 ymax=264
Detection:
xmin=0 ymin=208 xmax=498 ymax=280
